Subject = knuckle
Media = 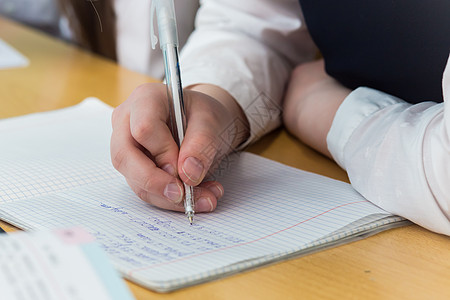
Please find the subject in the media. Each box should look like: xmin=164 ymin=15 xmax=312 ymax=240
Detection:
xmin=142 ymin=176 xmax=155 ymax=193
xmin=131 ymin=121 xmax=154 ymax=144
xmin=111 ymin=147 xmax=128 ymax=172
xmin=111 ymin=106 xmax=120 ymax=126
xmin=133 ymin=82 xmax=153 ymax=94
xmin=154 ymin=143 xmax=174 ymax=161
xmin=130 ymin=184 xmax=151 ymax=204
xmin=133 ymin=82 xmax=164 ymax=98
xmin=135 ymin=188 xmax=148 ymax=202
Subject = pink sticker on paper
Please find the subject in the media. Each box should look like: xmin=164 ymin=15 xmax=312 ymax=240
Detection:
xmin=54 ymin=227 xmax=95 ymax=245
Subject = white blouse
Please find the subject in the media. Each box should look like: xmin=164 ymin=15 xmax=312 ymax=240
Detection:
xmin=116 ymin=0 xmax=450 ymax=235
xmin=115 ymin=0 xmax=199 ymax=79
xmin=179 ymin=0 xmax=450 ymax=235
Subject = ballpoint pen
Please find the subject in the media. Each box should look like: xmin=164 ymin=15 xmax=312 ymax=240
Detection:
xmin=151 ymin=0 xmax=195 ymax=224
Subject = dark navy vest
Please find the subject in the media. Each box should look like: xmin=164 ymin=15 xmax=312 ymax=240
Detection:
xmin=299 ymin=1 xmax=450 ymax=103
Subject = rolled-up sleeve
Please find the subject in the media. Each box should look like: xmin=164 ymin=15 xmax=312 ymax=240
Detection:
xmin=180 ymin=0 xmax=317 ymax=145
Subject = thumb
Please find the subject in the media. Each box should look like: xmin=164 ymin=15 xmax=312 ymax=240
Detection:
xmin=177 ymin=92 xmax=233 ymax=186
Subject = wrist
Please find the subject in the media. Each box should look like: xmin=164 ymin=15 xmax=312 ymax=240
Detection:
xmin=186 ymin=84 xmax=250 ymax=149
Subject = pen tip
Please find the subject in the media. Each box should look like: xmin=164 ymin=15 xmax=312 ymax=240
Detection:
xmin=188 ymin=215 xmax=193 ymax=225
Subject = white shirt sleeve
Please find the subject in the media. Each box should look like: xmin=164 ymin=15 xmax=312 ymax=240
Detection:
xmin=115 ymin=0 xmax=198 ymax=79
xmin=180 ymin=0 xmax=317 ymax=145
xmin=327 ymin=55 xmax=450 ymax=236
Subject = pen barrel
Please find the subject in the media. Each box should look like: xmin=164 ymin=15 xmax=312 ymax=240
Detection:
xmin=162 ymin=45 xmax=186 ymax=147
xmin=163 ymin=45 xmax=195 ymax=215
xmin=184 ymin=184 xmax=195 ymax=212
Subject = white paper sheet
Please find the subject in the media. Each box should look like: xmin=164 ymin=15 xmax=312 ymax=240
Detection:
xmin=0 ymin=98 xmax=406 ymax=292
xmin=0 ymin=38 xmax=29 ymax=69
xmin=0 ymin=227 xmax=135 ymax=300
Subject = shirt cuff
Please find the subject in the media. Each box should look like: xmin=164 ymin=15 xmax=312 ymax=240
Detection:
xmin=326 ymin=87 xmax=405 ymax=169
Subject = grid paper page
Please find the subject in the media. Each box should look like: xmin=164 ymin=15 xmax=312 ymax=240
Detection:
xmin=0 ymin=38 xmax=29 ymax=69
xmin=0 ymin=162 xmax=398 ymax=291
xmin=0 ymin=98 xmax=119 ymax=203
xmin=0 ymin=99 xmax=405 ymax=292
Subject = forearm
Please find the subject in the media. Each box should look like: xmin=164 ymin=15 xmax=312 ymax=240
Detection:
xmin=187 ymin=84 xmax=249 ymax=149
xmin=180 ymin=0 xmax=317 ymax=146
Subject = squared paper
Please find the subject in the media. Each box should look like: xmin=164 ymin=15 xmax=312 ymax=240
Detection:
xmin=0 ymin=98 xmax=408 ymax=292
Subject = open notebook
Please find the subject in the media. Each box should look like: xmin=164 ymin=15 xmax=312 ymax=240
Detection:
xmin=0 ymin=38 xmax=29 ymax=69
xmin=0 ymin=98 xmax=409 ymax=292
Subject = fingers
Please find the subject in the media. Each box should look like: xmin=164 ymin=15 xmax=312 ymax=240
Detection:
xmin=178 ymin=91 xmax=233 ymax=186
xmin=128 ymin=84 xmax=180 ymax=175
xmin=111 ymin=83 xmax=230 ymax=212
xmin=127 ymin=180 xmax=224 ymax=213
xmin=111 ymin=83 xmax=183 ymax=206
xmin=127 ymin=179 xmax=185 ymax=211
xmin=111 ymin=110 xmax=184 ymax=204
xmin=193 ymin=181 xmax=224 ymax=212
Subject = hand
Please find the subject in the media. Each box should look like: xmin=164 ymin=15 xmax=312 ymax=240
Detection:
xmin=110 ymin=83 xmax=249 ymax=212
xmin=282 ymin=59 xmax=351 ymax=157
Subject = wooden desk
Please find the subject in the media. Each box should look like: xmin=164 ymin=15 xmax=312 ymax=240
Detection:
xmin=1 ymin=17 xmax=449 ymax=300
